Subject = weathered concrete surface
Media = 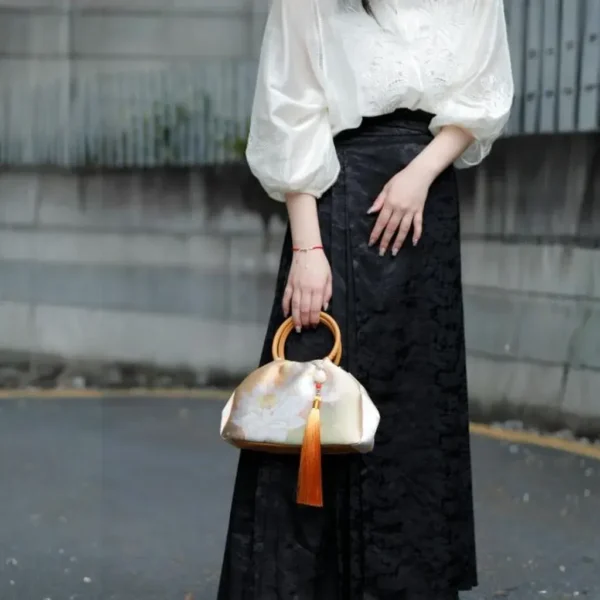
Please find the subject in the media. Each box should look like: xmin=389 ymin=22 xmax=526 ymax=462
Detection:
xmin=0 ymin=133 xmax=599 ymax=429
xmin=0 ymin=395 xmax=598 ymax=600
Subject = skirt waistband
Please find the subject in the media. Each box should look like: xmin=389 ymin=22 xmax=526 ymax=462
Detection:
xmin=335 ymin=108 xmax=434 ymax=145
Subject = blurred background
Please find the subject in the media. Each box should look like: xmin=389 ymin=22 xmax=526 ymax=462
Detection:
xmin=0 ymin=0 xmax=598 ymax=599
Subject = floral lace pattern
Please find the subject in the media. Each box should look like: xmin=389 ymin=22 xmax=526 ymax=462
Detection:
xmin=245 ymin=0 xmax=514 ymax=201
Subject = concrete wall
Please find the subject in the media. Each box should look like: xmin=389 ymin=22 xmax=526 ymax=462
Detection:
xmin=0 ymin=132 xmax=599 ymax=432
xmin=460 ymin=133 xmax=600 ymax=433
xmin=0 ymin=0 xmax=269 ymax=75
xmin=0 ymin=164 xmax=286 ymax=381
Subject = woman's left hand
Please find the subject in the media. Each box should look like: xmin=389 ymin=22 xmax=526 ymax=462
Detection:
xmin=368 ymin=164 xmax=432 ymax=256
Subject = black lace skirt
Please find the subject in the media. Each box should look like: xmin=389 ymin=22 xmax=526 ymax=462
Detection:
xmin=217 ymin=109 xmax=478 ymax=600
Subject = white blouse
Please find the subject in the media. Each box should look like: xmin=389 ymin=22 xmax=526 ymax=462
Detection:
xmin=246 ymin=0 xmax=515 ymax=202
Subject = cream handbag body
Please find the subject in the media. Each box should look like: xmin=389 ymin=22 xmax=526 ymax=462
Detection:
xmin=220 ymin=313 xmax=380 ymax=507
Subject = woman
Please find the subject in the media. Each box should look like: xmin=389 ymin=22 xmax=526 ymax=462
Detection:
xmin=218 ymin=0 xmax=514 ymax=598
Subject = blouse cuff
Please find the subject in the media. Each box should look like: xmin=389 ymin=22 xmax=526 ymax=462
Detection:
xmin=429 ymin=102 xmax=511 ymax=169
xmin=246 ymin=123 xmax=341 ymax=202
xmin=265 ymin=161 xmax=341 ymax=203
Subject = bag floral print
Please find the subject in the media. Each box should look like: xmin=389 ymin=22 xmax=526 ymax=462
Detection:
xmin=220 ymin=312 xmax=380 ymax=507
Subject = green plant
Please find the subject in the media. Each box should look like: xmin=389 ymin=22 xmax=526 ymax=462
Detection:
xmin=138 ymin=100 xmax=192 ymax=163
xmin=223 ymin=118 xmax=251 ymax=161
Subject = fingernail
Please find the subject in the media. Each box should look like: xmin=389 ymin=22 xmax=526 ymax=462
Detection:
xmin=324 ymin=302 xmax=329 ymax=311
xmin=295 ymin=326 xmax=301 ymax=333
xmin=379 ymin=247 xmax=385 ymax=257
xmin=367 ymin=207 xmax=375 ymax=214
xmin=413 ymin=238 xmax=418 ymax=246
xmin=392 ymin=248 xmax=398 ymax=256
xmin=368 ymin=240 xmax=374 ymax=247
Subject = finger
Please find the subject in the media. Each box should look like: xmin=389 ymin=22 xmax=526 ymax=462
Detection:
xmin=378 ymin=211 xmax=403 ymax=256
xmin=299 ymin=288 xmax=312 ymax=328
xmin=392 ymin=212 xmax=414 ymax=254
xmin=291 ymin=287 xmax=302 ymax=332
xmin=412 ymin=211 xmax=423 ymax=245
xmin=282 ymin=284 xmax=293 ymax=317
xmin=309 ymin=289 xmax=322 ymax=327
xmin=369 ymin=206 xmax=393 ymax=247
xmin=367 ymin=188 xmax=387 ymax=214
xmin=323 ymin=276 xmax=333 ymax=311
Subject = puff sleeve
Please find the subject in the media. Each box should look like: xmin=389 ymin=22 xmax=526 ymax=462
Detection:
xmin=428 ymin=0 xmax=514 ymax=168
xmin=245 ymin=0 xmax=339 ymax=202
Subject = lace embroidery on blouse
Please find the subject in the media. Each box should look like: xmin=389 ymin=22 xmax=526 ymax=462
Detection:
xmin=246 ymin=0 xmax=514 ymax=201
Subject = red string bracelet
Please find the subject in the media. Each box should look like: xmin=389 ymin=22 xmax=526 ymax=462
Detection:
xmin=292 ymin=245 xmax=324 ymax=253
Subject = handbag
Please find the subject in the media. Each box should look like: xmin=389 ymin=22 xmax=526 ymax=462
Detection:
xmin=220 ymin=312 xmax=380 ymax=508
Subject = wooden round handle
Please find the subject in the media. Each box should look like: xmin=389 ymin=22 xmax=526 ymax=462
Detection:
xmin=271 ymin=312 xmax=342 ymax=366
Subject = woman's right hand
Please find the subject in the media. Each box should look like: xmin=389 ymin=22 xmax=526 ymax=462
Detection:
xmin=282 ymin=249 xmax=332 ymax=331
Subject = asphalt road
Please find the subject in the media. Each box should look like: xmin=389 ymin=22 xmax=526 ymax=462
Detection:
xmin=0 ymin=395 xmax=598 ymax=600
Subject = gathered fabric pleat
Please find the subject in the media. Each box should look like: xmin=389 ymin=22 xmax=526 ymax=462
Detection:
xmin=217 ymin=109 xmax=478 ymax=600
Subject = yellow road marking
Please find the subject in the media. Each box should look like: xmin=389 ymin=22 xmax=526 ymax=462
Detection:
xmin=0 ymin=389 xmax=598 ymax=461
xmin=469 ymin=423 xmax=600 ymax=461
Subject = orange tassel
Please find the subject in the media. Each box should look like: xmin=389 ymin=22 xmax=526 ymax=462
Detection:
xmin=296 ymin=397 xmax=323 ymax=508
